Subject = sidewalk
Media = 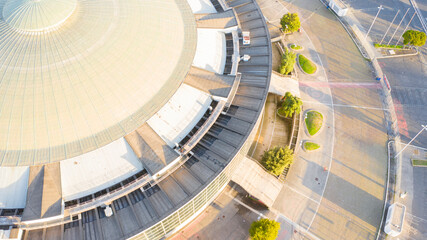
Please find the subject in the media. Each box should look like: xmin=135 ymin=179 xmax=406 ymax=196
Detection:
xmin=256 ymin=1 xmax=335 ymax=240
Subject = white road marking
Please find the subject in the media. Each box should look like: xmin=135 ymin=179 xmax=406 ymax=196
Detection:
xmin=277 ymin=214 xmax=322 ymax=240
xmin=283 ymin=184 xmax=321 ymax=204
xmin=303 ymin=100 xmax=388 ymax=111
xmin=406 ymin=212 xmax=427 ymax=223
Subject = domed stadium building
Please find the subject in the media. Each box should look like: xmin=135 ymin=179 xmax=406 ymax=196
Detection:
xmin=0 ymin=0 xmax=272 ymax=239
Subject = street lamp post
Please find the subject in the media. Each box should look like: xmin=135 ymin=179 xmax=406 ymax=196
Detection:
xmin=387 ymin=8 xmax=410 ymax=45
xmin=365 ymin=5 xmax=384 ymax=40
xmin=395 ymin=125 xmax=427 ymax=157
xmin=379 ymin=10 xmax=400 ymax=45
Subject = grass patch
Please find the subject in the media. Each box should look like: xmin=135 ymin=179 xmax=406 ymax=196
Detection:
xmin=304 ymin=142 xmax=320 ymax=151
xmin=290 ymin=44 xmax=302 ymax=50
xmin=298 ymin=55 xmax=317 ymax=74
xmin=305 ymin=111 xmax=323 ymax=136
xmin=412 ymin=159 xmax=427 ymax=166
xmin=374 ymin=43 xmax=405 ymax=49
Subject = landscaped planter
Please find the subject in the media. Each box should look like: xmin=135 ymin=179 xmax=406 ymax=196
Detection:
xmin=304 ymin=110 xmax=323 ymax=137
xmin=302 ymin=141 xmax=321 ymax=152
xmin=289 ymin=43 xmax=303 ymax=51
xmin=298 ymin=54 xmax=317 ymax=75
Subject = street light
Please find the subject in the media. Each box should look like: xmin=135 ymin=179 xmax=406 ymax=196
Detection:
xmin=365 ymin=5 xmax=384 ymax=40
xmin=395 ymin=125 xmax=427 ymax=157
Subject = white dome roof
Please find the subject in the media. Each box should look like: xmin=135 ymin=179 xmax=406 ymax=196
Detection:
xmin=0 ymin=0 xmax=197 ymax=166
xmin=3 ymin=0 xmax=77 ymax=31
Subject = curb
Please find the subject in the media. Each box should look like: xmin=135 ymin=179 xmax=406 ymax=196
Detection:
xmin=376 ymin=49 xmax=419 ymax=59
xmin=303 ymin=109 xmax=324 ymax=138
xmin=297 ymin=54 xmax=318 ymax=75
xmin=301 ymin=140 xmax=321 ymax=152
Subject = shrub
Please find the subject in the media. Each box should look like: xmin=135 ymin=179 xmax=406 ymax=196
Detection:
xmin=261 ymin=146 xmax=294 ymax=176
xmin=249 ymin=219 xmax=281 ymax=240
xmin=374 ymin=43 xmax=404 ymax=49
xmin=280 ymin=13 xmax=300 ymax=33
xmin=278 ymin=92 xmax=302 ymax=118
xmin=279 ymin=48 xmax=296 ymax=75
xmin=402 ymin=30 xmax=426 ymax=46
xmin=298 ymin=55 xmax=317 ymax=74
xmin=290 ymin=44 xmax=302 ymax=50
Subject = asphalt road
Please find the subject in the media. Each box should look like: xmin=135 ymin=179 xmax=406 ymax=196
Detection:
xmin=336 ymin=0 xmax=427 ymax=238
xmin=342 ymin=0 xmax=427 ymax=147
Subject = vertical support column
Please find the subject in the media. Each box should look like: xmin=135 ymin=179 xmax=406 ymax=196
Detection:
xmin=93 ymin=209 xmax=105 ymax=240
xmin=110 ymin=204 xmax=125 ymax=237
xmin=125 ymin=195 xmax=143 ymax=227
xmin=78 ymin=214 xmax=84 ymax=240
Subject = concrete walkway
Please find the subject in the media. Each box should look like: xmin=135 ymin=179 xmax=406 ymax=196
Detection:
xmin=256 ymin=1 xmax=335 ymax=239
xmin=257 ymin=0 xmax=389 ymax=239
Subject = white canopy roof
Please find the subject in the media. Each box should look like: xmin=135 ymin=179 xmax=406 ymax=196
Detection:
xmin=0 ymin=166 xmax=29 ymax=209
xmin=193 ymin=29 xmax=227 ymax=74
xmin=147 ymin=84 xmax=212 ymax=148
xmin=60 ymin=138 xmax=143 ymax=201
xmin=187 ymin=0 xmax=217 ymax=14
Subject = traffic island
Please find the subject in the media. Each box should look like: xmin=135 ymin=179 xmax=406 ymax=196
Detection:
xmin=303 ymin=141 xmax=320 ymax=152
xmin=298 ymin=54 xmax=317 ymax=74
xmin=305 ymin=110 xmax=323 ymax=136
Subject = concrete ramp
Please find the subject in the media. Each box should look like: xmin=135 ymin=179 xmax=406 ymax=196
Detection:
xmin=22 ymin=163 xmax=62 ymax=221
xmin=231 ymin=156 xmax=283 ymax=208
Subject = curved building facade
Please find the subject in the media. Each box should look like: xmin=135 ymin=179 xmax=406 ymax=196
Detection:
xmin=0 ymin=0 xmax=272 ymax=239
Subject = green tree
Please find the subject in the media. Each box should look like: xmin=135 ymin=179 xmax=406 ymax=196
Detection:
xmin=280 ymin=13 xmax=300 ymax=33
xmin=249 ymin=218 xmax=281 ymax=240
xmin=402 ymin=30 xmax=426 ymax=46
xmin=278 ymin=92 xmax=303 ymax=117
xmin=261 ymin=146 xmax=294 ymax=176
xmin=279 ymin=47 xmax=296 ymax=75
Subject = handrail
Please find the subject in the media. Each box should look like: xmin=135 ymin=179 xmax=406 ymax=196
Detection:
xmin=0 ymin=216 xmax=20 ymax=226
xmin=66 ymin=174 xmax=151 ymax=215
xmin=224 ymin=73 xmax=241 ymax=111
xmin=230 ymin=30 xmax=240 ymax=76
xmin=180 ymin=100 xmax=226 ymax=155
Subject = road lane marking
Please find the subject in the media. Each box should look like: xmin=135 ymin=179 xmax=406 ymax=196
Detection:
xmin=277 ymin=214 xmax=322 ymax=240
xmin=300 ymin=81 xmax=382 ymax=88
xmin=303 ymin=100 xmax=388 ymax=111
xmin=283 ymin=184 xmax=321 ymax=205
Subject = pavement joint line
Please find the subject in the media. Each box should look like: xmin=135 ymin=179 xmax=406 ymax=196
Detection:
xmin=405 ymin=212 xmax=427 ymax=223
xmin=283 ymin=184 xmax=321 ymax=205
xmin=302 ymin=100 xmax=388 ymax=111
xmin=223 ymin=191 xmax=267 ymax=218
xmin=403 ymin=143 xmax=427 ymax=151
xmin=277 ymin=214 xmax=322 ymax=240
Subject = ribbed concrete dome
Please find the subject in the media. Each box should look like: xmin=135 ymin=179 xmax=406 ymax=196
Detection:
xmin=3 ymin=0 xmax=77 ymax=31
xmin=0 ymin=0 xmax=197 ymax=166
